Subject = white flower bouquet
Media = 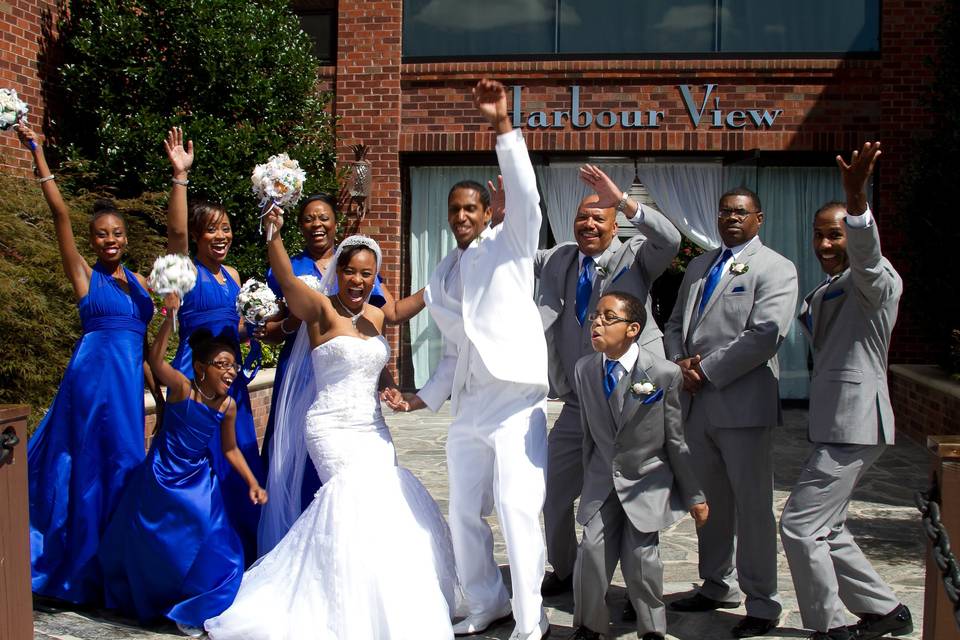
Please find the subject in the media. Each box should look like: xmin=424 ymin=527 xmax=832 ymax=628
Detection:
xmin=298 ymin=274 xmax=323 ymax=293
xmin=148 ymin=254 xmax=198 ymax=332
xmin=0 ymin=88 xmax=33 ymax=149
xmin=251 ymin=153 xmax=307 ymax=241
xmin=237 ymin=279 xmax=280 ymax=328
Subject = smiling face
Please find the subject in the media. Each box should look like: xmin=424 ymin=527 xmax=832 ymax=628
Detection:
xmin=193 ymin=209 xmax=233 ymax=265
xmin=335 ymin=247 xmax=378 ymax=313
xmin=574 ymin=195 xmax=618 ymax=256
xmin=590 ymin=295 xmax=641 ymax=359
xmin=299 ymin=199 xmax=337 ymax=258
xmin=89 ymin=213 xmax=128 ymax=263
xmin=813 ymin=205 xmax=849 ymax=276
xmin=717 ymin=194 xmax=763 ymax=247
xmin=193 ymin=347 xmax=238 ymax=397
xmin=447 ymin=187 xmax=491 ymax=249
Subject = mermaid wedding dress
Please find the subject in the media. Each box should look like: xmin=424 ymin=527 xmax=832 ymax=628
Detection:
xmin=205 ymin=334 xmax=458 ymax=639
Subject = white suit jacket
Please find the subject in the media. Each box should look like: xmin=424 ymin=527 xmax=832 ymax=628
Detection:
xmin=418 ymin=129 xmax=549 ymax=413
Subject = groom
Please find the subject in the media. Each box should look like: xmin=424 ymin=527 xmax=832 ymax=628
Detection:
xmin=384 ymin=78 xmax=550 ymax=640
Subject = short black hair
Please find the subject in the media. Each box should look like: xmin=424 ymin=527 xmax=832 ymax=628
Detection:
xmin=448 ymin=180 xmax=491 ymax=209
xmin=298 ymin=193 xmax=338 ymax=224
xmin=89 ymin=198 xmax=126 ymax=233
xmin=814 ymin=200 xmax=847 ymax=219
xmin=188 ymin=327 xmax=240 ymax=365
xmin=601 ymin=290 xmax=646 ymax=330
xmin=720 ymin=186 xmax=762 ymax=212
xmin=188 ymin=200 xmax=229 ymax=238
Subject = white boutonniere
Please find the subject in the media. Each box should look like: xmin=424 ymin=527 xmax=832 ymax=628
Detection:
xmin=595 ymin=264 xmax=608 ymax=278
xmin=729 ymin=262 xmax=749 ymax=275
xmin=631 ymin=381 xmax=657 ymax=397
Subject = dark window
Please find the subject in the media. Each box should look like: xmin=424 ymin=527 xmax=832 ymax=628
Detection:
xmin=402 ymin=0 xmax=880 ymax=58
xmin=292 ymin=0 xmax=336 ymax=64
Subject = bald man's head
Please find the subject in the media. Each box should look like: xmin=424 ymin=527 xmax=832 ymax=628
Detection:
xmin=574 ymin=194 xmax=618 ymax=256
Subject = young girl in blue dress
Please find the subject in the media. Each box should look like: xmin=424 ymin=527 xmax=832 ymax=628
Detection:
xmin=17 ymin=123 xmax=158 ymax=606
xmin=162 ymin=127 xmax=266 ymax=564
xmin=99 ymin=299 xmax=267 ymax=637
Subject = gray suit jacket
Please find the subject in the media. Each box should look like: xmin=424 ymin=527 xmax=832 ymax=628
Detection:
xmin=664 ymin=238 xmax=798 ymax=428
xmin=799 ymin=221 xmax=902 ymax=445
xmin=574 ymin=346 xmax=705 ymax=533
xmin=536 ymin=207 xmax=681 ymax=398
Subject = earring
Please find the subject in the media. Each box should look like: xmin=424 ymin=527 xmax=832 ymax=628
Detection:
xmin=200 ymin=372 xmax=206 ymax=382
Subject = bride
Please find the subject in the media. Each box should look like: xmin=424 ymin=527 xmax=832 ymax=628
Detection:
xmin=205 ymin=220 xmax=458 ymax=639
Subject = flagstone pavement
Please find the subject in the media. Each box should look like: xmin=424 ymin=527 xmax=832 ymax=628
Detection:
xmin=35 ymin=402 xmax=929 ymax=640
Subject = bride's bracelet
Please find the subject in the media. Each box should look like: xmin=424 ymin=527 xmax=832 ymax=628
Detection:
xmin=280 ymin=316 xmax=298 ymax=335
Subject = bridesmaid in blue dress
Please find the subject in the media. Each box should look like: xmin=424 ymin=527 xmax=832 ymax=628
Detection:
xmin=99 ymin=303 xmax=266 ymax=638
xmin=17 ymin=124 xmax=159 ymax=605
xmin=163 ymin=127 xmax=265 ymax=564
xmin=258 ymin=194 xmax=425 ymax=523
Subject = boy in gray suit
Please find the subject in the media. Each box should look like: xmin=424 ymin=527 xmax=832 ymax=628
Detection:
xmin=569 ymin=291 xmax=708 ymax=640
xmin=780 ymin=142 xmax=912 ymax=640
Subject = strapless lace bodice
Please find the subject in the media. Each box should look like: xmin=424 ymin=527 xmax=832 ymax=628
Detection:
xmin=304 ymin=335 xmax=394 ymax=481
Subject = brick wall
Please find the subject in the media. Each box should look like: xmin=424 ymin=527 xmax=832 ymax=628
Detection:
xmin=890 ymin=365 xmax=960 ymax=445
xmin=0 ymin=0 xmax=59 ymax=175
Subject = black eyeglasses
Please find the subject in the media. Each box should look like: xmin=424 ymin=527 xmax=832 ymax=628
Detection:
xmin=718 ymin=207 xmax=759 ymax=220
xmin=587 ymin=312 xmax=631 ymax=326
xmin=206 ymin=360 xmax=240 ymax=373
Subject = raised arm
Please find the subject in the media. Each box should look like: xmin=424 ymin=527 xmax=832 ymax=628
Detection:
xmin=219 ymin=401 xmax=268 ymax=505
xmin=148 ymin=294 xmax=191 ymax=400
xmin=164 ymin=127 xmax=194 ymax=254
xmin=16 ymin=123 xmax=91 ymax=297
xmin=378 ymin=284 xmax=426 ymax=324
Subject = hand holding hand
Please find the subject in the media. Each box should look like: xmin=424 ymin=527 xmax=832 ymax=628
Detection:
xmin=487 ymin=175 xmax=505 ymax=227
xmin=164 ymin=126 xmax=194 ymax=177
xmin=249 ymin=485 xmax=268 ymax=505
xmin=579 ymin=164 xmax=623 ymax=209
xmin=677 ymin=355 xmax=703 ymax=394
xmin=381 ymin=388 xmax=424 ymax=412
xmin=473 ymin=79 xmax=511 ymax=135
xmin=690 ymin=502 xmax=709 ymax=528
xmin=836 ymin=141 xmax=881 ymax=214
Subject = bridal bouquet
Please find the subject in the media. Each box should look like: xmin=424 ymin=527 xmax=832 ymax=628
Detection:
xmin=237 ymin=279 xmax=280 ymax=328
xmin=148 ymin=254 xmax=197 ymax=332
xmin=1 ymin=88 xmax=33 ymax=149
xmin=251 ymin=153 xmax=306 ymax=241
xmin=298 ymin=274 xmax=323 ymax=293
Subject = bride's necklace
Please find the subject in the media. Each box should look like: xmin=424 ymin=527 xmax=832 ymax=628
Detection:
xmin=334 ymin=295 xmax=363 ymax=327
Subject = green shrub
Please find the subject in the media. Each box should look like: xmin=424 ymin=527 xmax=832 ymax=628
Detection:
xmin=53 ymin=0 xmax=339 ymax=278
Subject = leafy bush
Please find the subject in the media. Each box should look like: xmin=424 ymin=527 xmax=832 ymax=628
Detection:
xmin=53 ymin=0 xmax=339 ymax=277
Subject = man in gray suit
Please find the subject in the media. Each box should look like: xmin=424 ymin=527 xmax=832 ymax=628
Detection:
xmin=780 ymin=142 xmax=912 ymax=640
xmin=569 ymin=291 xmax=707 ymax=640
xmin=664 ymin=186 xmax=798 ymax=638
xmin=533 ymin=165 xmax=681 ymax=598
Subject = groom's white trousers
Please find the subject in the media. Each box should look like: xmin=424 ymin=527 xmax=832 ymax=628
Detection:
xmin=446 ymin=379 xmax=548 ymax=634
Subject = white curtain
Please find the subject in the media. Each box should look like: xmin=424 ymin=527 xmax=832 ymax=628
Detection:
xmin=534 ymin=163 xmax=634 ymax=243
xmin=725 ymin=165 xmax=845 ymax=399
xmin=636 ymin=163 xmax=723 ymax=250
xmin=409 ymin=165 xmax=499 ymax=387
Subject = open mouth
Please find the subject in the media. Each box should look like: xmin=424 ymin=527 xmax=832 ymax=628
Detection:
xmin=345 ymin=286 xmax=365 ymax=304
xmin=310 ymin=229 xmax=327 ymax=241
xmin=210 ymin=241 xmax=229 ymax=256
xmin=102 ymin=246 xmax=120 ymax=256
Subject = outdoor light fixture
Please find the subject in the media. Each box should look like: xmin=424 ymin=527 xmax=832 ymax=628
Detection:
xmin=346 ymin=143 xmax=372 ymax=220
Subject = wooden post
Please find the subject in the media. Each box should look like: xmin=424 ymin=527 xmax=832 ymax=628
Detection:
xmin=923 ymin=436 xmax=960 ymax=640
xmin=0 ymin=405 xmax=33 ymax=640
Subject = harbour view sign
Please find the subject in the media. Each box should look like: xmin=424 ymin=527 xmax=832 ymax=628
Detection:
xmin=510 ymin=84 xmax=783 ymax=131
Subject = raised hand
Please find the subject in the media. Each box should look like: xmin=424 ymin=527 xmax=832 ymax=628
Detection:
xmin=472 ymin=79 xmax=511 ymax=135
xmin=14 ymin=121 xmax=39 ymax=150
xmin=579 ymin=164 xmax=623 ymax=209
xmin=836 ymin=141 xmax=881 ymax=214
xmin=487 ymin=175 xmax=505 ymax=227
xmin=262 ymin=203 xmax=284 ymax=240
xmin=164 ymin=126 xmax=194 ymax=176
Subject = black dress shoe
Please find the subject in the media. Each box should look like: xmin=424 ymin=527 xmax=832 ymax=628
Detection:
xmin=567 ymin=626 xmax=602 ymax=640
xmin=540 ymin=571 xmax=573 ymax=597
xmin=810 ymin=628 xmax=851 ymax=640
xmin=641 ymin=634 xmax=664 ymax=640
xmin=669 ymin=592 xmax=740 ymax=612
xmin=849 ymin=603 xmax=913 ymax=639
xmin=732 ymin=615 xmax=779 ymax=638
xmin=622 ymin=599 xmax=637 ymax=622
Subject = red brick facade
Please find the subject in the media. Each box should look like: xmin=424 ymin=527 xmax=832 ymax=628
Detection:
xmin=890 ymin=365 xmax=960 ymax=443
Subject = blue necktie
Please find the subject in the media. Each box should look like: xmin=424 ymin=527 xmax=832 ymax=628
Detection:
xmin=603 ymin=359 xmax=619 ymax=398
xmin=576 ymin=255 xmax=594 ymax=326
xmin=698 ymin=248 xmax=733 ymax=316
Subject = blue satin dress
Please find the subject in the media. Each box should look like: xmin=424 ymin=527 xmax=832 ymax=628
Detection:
xmin=99 ymin=398 xmax=244 ymax=627
xmin=28 ymin=262 xmax=154 ymax=605
xmin=172 ymin=260 xmax=265 ymax=565
xmin=262 ymin=252 xmax=386 ymax=511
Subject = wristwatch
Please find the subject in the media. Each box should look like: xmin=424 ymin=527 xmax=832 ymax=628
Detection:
xmin=615 ymin=191 xmax=629 ymax=214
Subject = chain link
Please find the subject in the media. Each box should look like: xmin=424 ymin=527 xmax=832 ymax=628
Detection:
xmin=915 ymin=478 xmax=960 ymax=630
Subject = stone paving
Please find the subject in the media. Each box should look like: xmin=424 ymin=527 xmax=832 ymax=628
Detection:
xmin=35 ymin=402 xmax=930 ymax=639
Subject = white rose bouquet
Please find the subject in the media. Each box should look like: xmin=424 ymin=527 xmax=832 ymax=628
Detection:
xmin=1 ymin=88 xmax=33 ymax=149
xmin=236 ymin=279 xmax=280 ymax=329
xmin=148 ymin=254 xmax=198 ymax=332
xmin=251 ymin=153 xmax=307 ymax=241
xmin=297 ymin=274 xmax=323 ymax=293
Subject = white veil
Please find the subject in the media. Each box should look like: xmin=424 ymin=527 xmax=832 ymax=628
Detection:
xmin=257 ymin=236 xmax=383 ymax=556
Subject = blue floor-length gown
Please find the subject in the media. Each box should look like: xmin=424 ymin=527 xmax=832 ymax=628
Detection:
xmin=99 ymin=398 xmax=244 ymax=627
xmin=261 ymin=251 xmax=386 ymax=511
xmin=28 ymin=262 xmax=154 ymax=605
xmin=172 ymin=260 xmax=265 ymax=565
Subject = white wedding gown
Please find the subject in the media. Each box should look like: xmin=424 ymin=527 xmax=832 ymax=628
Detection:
xmin=205 ymin=335 xmax=458 ymax=640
